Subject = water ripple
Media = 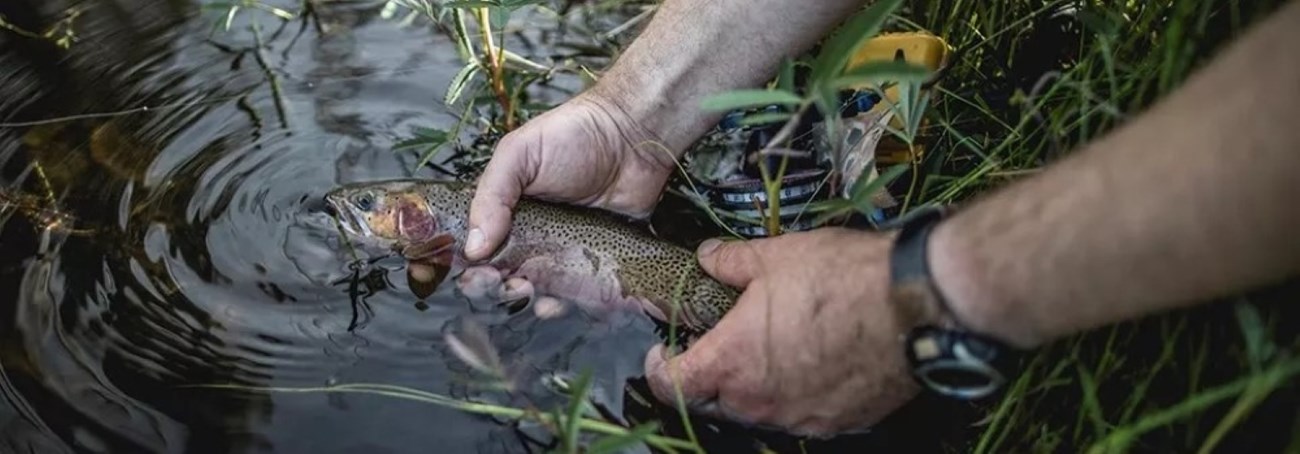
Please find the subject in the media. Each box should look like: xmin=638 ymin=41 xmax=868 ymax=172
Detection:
xmin=0 ymin=1 xmax=655 ymax=452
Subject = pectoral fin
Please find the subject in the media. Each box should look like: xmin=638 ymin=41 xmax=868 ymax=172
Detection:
xmin=403 ymin=234 xmax=457 ymax=299
xmin=407 ymin=261 xmax=449 ymax=299
xmin=402 ymin=233 xmax=456 ymax=261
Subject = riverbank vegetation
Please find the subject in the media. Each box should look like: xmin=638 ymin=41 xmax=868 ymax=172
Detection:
xmin=192 ymin=0 xmax=1300 ymax=452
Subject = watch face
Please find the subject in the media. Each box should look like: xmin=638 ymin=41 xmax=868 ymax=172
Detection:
xmin=907 ymin=326 xmax=1007 ymax=400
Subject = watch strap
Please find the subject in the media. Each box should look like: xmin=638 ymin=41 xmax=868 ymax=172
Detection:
xmin=886 ymin=205 xmax=1021 ymax=400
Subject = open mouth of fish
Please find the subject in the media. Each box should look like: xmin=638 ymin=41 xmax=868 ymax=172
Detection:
xmin=324 ymin=196 xmax=373 ymax=239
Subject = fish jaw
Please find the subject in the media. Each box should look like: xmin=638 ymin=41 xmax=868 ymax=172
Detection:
xmin=325 ymin=193 xmax=373 ymax=239
xmin=324 ymin=183 xmax=446 ymax=251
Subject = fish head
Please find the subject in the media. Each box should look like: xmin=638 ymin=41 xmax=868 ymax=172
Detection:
xmin=324 ymin=180 xmax=443 ymax=251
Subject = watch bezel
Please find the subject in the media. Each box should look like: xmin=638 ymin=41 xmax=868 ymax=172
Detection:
xmin=905 ymin=325 xmax=1009 ymax=400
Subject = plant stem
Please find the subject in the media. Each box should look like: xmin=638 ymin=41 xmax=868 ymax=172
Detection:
xmin=899 ymin=140 xmax=919 ymax=213
xmin=185 ymin=383 xmax=700 ymax=452
xmin=1087 ymin=356 xmax=1300 ymax=453
xmin=474 ymin=8 xmax=514 ymax=131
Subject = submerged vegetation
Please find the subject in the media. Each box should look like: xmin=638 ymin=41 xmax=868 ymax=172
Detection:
xmin=20 ymin=0 xmax=1291 ymax=452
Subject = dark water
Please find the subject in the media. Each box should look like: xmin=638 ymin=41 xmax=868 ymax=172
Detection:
xmin=0 ymin=1 xmax=673 ymax=452
xmin=0 ymin=1 xmax=974 ymax=453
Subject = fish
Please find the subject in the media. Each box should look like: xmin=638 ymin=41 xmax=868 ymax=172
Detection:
xmin=324 ymin=178 xmax=739 ymax=331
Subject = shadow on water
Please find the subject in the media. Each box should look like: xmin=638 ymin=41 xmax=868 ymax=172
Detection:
xmin=0 ymin=1 xmax=965 ymax=453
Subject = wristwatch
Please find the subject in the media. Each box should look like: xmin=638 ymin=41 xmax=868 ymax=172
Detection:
xmin=884 ymin=205 xmax=1022 ymax=400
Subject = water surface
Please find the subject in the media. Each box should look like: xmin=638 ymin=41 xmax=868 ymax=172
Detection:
xmin=0 ymin=1 xmax=974 ymax=452
xmin=0 ymin=1 xmax=666 ymax=452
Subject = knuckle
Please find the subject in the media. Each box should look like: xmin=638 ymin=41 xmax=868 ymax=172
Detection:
xmin=709 ymin=243 xmax=742 ymax=267
xmin=715 ymin=241 xmax=761 ymax=270
xmin=735 ymin=400 xmax=779 ymax=425
xmin=792 ymin=418 xmax=840 ymax=438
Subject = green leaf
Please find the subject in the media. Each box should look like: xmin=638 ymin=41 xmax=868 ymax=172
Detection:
xmin=849 ymin=162 xmax=907 ymax=216
xmin=1077 ymin=7 xmax=1122 ymax=37
xmin=223 ymin=5 xmax=241 ymax=31
xmin=443 ymin=0 xmax=499 ymax=8
xmin=699 ymin=89 xmax=802 ymax=112
xmin=488 ymin=5 xmax=509 ymax=29
xmin=1076 ymin=363 xmax=1109 ymax=437
xmin=814 ymin=84 xmax=840 ymax=133
xmin=830 ymin=60 xmax=932 ymax=89
xmin=777 ymin=58 xmax=796 ymax=94
xmin=737 ymin=111 xmax=793 ymax=127
xmin=1235 ymin=302 xmax=1275 ymax=372
xmin=501 ymin=0 xmax=546 ymax=9
xmin=848 ymin=162 xmax=901 ymax=202
xmin=563 ymin=371 xmax=595 ymax=452
xmin=908 ymin=89 xmax=930 ymax=137
xmin=451 ymin=8 xmax=475 ymax=63
xmin=445 ymin=62 xmax=480 ymax=106
xmin=200 ymin=2 xmax=237 ymax=10
xmin=586 ymin=423 xmax=661 ymax=454
xmin=393 ymin=128 xmax=450 ymax=152
xmin=810 ymin=200 xmax=854 ymax=226
xmin=249 ymin=3 xmax=297 ymax=20
xmin=808 ymin=0 xmax=903 ymax=87
xmin=880 ymin=77 xmax=929 ymax=144
xmin=808 ymin=162 xmax=906 ymax=226
xmin=550 ymin=406 xmax=573 ymax=453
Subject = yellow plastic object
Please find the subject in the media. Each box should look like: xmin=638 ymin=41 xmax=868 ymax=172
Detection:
xmin=846 ymin=31 xmax=951 ymax=103
xmin=844 ymin=32 xmax=951 ymax=164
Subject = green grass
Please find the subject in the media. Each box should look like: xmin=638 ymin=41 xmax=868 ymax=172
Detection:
xmin=193 ymin=0 xmax=1300 ymax=452
xmin=893 ymin=2 xmax=1300 ymax=452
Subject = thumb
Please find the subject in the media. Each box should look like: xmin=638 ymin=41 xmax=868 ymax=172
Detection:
xmin=643 ymin=342 xmax=722 ymax=413
xmin=696 ymin=238 xmax=767 ymax=288
xmin=466 ymin=146 xmax=528 ymax=262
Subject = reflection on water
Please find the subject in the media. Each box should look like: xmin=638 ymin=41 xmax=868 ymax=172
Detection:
xmin=0 ymin=1 xmax=662 ymax=452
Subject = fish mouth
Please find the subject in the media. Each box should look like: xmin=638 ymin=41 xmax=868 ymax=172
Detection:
xmin=324 ymin=194 xmax=373 ymax=239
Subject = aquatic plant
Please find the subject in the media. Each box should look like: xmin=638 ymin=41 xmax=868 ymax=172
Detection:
xmin=0 ymin=5 xmax=84 ymax=49
xmin=186 ymin=0 xmax=1300 ymax=452
xmin=900 ymin=1 xmax=1300 ymax=452
xmin=380 ymin=0 xmax=626 ymax=168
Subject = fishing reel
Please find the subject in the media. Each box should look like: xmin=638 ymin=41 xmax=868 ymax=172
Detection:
xmin=690 ymin=90 xmax=889 ymax=238
xmin=681 ymin=32 xmax=952 ymax=238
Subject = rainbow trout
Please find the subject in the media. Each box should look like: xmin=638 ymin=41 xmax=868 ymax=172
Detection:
xmin=325 ymin=178 xmax=738 ymax=330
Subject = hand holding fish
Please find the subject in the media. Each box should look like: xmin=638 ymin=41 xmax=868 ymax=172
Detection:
xmin=643 ymin=229 xmax=924 ymax=437
xmin=464 ymin=92 xmax=681 ymax=262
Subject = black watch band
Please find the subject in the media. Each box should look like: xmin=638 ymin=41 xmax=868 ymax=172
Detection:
xmin=885 ymin=205 xmax=1021 ymax=400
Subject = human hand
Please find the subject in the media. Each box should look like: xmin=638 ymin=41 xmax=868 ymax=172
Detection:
xmin=642 ymin=228 xmax=925 ymax=437
xmin=464 ymin=92 xmax=682 ymax=261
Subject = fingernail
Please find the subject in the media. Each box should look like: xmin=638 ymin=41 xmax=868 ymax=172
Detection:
xmin=648 ymin=343 xmax=666 ymax=361
xmin=644 ymin=344 xmax=665 ymax=373
xmin=465 ymin=228 xmax=485 ymax=254
xmin=697 ymin=239 xmax=722 ymax=256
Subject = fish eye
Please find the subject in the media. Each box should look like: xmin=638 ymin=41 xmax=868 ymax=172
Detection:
xmin=354 ymin=193 xmax=375 ymax=211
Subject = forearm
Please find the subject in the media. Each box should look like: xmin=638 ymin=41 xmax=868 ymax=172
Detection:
xmin=930 ymin=1 xmax=1300 ymax=349
xmin=588 ymin=0 xmax=869 ymax=153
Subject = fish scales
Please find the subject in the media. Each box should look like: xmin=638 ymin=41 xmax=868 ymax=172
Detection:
xmin=328 ymin=179 xmax=738 ymax=331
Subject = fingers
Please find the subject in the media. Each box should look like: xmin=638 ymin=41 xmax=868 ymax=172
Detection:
xmin=643 ymin=342 xmax=723 ymax=412
xmin=466 ymin=138 xmax=531 ymax=261
xmin=455 ymin=266 xmax=504 ymax=301
xmin=500 ymin=277 xmax=534 ymax=302
xmin=696 ymin=238 xmax=770 ymax=288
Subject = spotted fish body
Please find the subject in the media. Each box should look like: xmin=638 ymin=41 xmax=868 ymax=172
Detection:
xmin=325 ymin=179 xmax=738 ymax=331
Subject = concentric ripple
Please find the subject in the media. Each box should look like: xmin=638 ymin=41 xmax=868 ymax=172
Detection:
xmin=0 ymin=1 xmax=658 ymax=453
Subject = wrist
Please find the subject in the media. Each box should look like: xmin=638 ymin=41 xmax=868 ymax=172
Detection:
xmin=569 ymin=87 xmax=689 ymax=182
xmin=586 ymin=58 xmax=723 ymax=158
xmin=887 ymin=207 xmax=1025 ymax=401
xmin=928 ymin=212 xmax=1045 ymax=349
